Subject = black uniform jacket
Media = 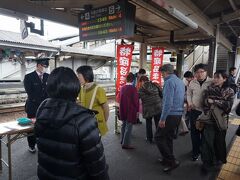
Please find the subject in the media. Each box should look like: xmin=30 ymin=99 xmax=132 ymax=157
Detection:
xmin=24 ymin=71 xmax=49 ymax=117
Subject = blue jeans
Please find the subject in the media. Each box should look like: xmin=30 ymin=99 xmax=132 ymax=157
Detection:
xmin=121 ymin=121 xmax=133 ymax=146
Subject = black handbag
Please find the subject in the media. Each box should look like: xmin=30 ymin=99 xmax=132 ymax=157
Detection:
xmin=236 ymin=102 xmax=240 ymax=116
xmin=236 ymin=126 xmax=240 ymax=136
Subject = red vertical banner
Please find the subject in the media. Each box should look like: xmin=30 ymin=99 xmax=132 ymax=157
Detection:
xmin=150 ymin=47 xmax=164 ymax=86
xmin=116 ymin=44 xmax=134 ymax=98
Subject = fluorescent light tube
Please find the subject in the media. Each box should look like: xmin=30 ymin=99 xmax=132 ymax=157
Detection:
xmin=168 ymin=7 xmax=198 ymax=29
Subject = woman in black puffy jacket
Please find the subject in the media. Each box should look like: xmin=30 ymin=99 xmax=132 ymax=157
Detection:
xmin=35 ymin=67 xmax=109 ymax=180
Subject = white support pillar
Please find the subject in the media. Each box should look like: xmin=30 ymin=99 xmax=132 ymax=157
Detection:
xmin=234 ymin=38 xmax=240 ymax=83
xmin=20 ymin=58 xmax=26 ymax=81
xmin=139 ymin=43 xmax=147 ymax=69
xmin=212 ymin=25 xmax=220 ymax=76
xmin=110 ymin=60 xmax=114 ymax=81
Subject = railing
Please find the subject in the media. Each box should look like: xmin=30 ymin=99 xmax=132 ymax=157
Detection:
xmin=185 ymin=46 xmax=209 ymax=72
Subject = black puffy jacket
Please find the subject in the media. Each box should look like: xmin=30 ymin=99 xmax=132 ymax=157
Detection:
xmin=35 ymin=98 xmax=109 ymax=180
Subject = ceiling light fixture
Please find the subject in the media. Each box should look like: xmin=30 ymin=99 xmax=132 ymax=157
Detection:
xmin=168 ymin=7 xmax=198 ymax=29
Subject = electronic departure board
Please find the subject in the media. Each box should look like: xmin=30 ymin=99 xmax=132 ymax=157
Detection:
xmin=79 ymin=1 xmax=136 ymax=41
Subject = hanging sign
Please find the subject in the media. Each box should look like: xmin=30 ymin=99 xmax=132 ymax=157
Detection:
xmin=116 ymin=44 xmax=134 ymax=97
xmin=150 ymin=47 xmax=164 ymax=86
xmin=79 ymin=1 xmax=136 ymax=41
xmin=20 ymin=20 xmax=28 ymax=40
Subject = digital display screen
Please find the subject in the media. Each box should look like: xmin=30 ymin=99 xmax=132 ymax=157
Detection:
xmin=79 ymin=1 xmax=136 ymax=41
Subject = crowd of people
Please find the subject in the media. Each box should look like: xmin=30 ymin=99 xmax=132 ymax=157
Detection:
xmin=118 ymin=63 xmax=237 ymax=173
xmin=23 ymin=58 xmax=238 ymax=179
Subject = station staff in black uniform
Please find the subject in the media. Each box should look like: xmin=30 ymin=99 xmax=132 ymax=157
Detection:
xmin=24 ymin=58 xmax=50 ymax=153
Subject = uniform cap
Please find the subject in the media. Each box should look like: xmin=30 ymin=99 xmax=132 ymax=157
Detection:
xmin=35 ymin=58 xmax=50 ymax=67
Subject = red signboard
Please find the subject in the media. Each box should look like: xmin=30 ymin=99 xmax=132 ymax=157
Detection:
xmin=116 ymin=44 xmax=134 ymax=97
xmin=150 ymin=47 xmax=164 ymax=86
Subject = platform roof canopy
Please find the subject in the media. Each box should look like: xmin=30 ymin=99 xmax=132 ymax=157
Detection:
xmin=0 ymin=0 xmax=239 ymax=51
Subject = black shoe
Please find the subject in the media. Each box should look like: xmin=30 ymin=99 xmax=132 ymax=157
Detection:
xmin=157 ymin=158 xmax=168 ymax=166
xmin=163 ymin=160 xmax=180 ymax=172
xmin=145 ymin=138 xmax=153 ymax=143
xmin=192 ymin=155 xmax=199 ymax=161
xmin=201 ymin=163 xmax=214 ymax=173
xmin=136 ymin=118 xmax=142 ymax=124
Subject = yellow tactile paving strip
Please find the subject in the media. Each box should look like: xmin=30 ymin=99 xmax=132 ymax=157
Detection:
xmin=230 ymin=118 xmax=240 ymax=125
xmin=216 ymin=117 xmax=240 ymax=180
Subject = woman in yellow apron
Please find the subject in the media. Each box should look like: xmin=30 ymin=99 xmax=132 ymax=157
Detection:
xmin=76 ymin=65 xmax=109 ymax=136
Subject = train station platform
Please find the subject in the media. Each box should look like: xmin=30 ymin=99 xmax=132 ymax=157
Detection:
xmin=0 ymin=110 xmax=239 ymax=180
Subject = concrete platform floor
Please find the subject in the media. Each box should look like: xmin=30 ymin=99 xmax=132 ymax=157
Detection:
xmin=0 ymin=111 xmax=239 ymax=180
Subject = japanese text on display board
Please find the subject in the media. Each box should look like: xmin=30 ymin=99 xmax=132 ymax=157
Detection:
xmin=79 ymin=1 xmax=135 ymax=41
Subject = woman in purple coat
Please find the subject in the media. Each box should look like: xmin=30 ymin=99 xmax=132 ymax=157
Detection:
xmin=120 ymin=73 xmax=139 ymax=149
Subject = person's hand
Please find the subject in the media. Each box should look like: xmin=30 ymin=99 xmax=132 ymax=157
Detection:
xmin=208 ymin=98 xmax=214 ymax=104
xmin=188 ymin=104 xmax=195 ymax=111
xmin=158 ymin=121 xmax=165 ymax=128
xmin=31 ymin=118 xmax=36 ymax=124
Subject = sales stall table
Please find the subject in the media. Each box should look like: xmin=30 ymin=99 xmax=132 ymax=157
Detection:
xmin=0 ymin=121 xmax=33 ymax=180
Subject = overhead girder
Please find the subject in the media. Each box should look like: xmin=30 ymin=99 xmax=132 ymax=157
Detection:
xmin=159 ymin=0 xmax=233 ymax=50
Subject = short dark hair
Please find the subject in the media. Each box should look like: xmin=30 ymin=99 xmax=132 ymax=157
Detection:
xmin=193 ymin=63 xmax=208 ymax=73
xmin=126 ymin=72 xmax=134 ymax=82
xmin=184 ymin=71 xmax=194 ymax=78
xmin=229 ymin=67 xmax=236 ymax=73
xmin=76 ymin=65 xmax=94 ymax=83
xmin=47 ymin=67 xmax=80 ymax=102
xmin=139 ymin=76 xmax=149 ymax=82
xmin=159 ymin=64 xmax=174 ymax=74
xmin=214 ymin=70 xmax=229 ymax=87
xmin=138 ymin=69 xmax=146 ymax=75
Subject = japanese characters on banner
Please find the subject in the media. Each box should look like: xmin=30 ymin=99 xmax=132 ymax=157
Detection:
xmin=116 ymin=44 xmax=134 ymax=97
xmin=150 ymin=47 xmax=164 ymax=86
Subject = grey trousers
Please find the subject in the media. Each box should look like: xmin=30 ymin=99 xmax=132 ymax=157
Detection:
xmin=121 ymin=121 xmax=133 ymax=146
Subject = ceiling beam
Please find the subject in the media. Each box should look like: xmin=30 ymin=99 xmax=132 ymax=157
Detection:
xmin=219 ymin=31 xmax=234 ymax=50
xmin=129 ymin=0 xmax=185 ymax=29
xmin=0 ymin=0 xmax=79 ymax=27
xmin=174 ymin=39 xmax=212 ymax=45
xmin=162 ymin=0 xmax=214 ymax=36
xmin=226 ymin=23 xmax=238 ymax=37
xmin=146 ymin=33 xmax=207 ymax=43
xmin=228 ymin=0 xmax=238 ymax=11
xmin=28 ymin=0 xmax=114 ymax=8
xmin=126 ymin=35 xmax=146 ymax=43
xmin=161 ymin=0 xmax=233 ymax=50
xmin=211 ymin=9 xmax=240 ymax=25
xmin=149 ymin=42 xmax=179 ymax=51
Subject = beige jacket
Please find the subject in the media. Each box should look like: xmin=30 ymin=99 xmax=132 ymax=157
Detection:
xmin=187 ymin=77 xmax=213 ymax=111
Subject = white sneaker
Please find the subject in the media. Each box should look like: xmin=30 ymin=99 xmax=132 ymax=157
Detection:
xmin=28 ymin=147 xmax=36 ymax=153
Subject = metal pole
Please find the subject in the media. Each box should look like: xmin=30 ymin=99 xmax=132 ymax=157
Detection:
xmin=114 ymin=39 xmax=120 ymax=134
xmin=0 ymin=136 xmax=2 ymax=173
xmin=7 ymin=135 xmax=12 ymax=180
